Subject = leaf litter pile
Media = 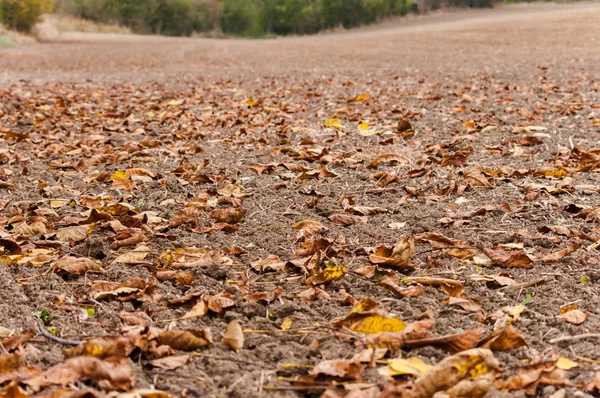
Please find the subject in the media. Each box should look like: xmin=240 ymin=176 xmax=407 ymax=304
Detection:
xmin=2 ymin=13 xmax=600 ymax=398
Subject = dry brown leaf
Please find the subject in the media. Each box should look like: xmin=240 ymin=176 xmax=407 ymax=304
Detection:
xmin=541 ymin=238 xmax=580 ymax=263
xmin=559 ymin=309 xmax=588 ymax=325
xmin=379 ymin=277 xmax=425 ymax=297
xmin=405 ymin=328 xmax=485 ymax=353
xmin=55 ymin=225 xmax=90 ymax=243
xmin=369 ymin=238 xmax=414 ymax=270
xmin=210 ymin=208 xmax=246 ymax=224
xmin=180 ymin=300 xmax=208 ymax=320
xmin=310 ymin=359 xmax=365 ymax=380
xmin=24 ymin=356 xmax=134 ymax=392
xmin=483 ymin=247 xmax=534 ymax=268
xmin=328 ymin=214 xmax=367 ymax=226
xmin=64 ymin=337 xmax=134 ymax=359
xmin=243 ymin=286 xmax=283 ymax=303
xmin=292 ymin=220 xmax=327 ymax=242
xmin=155 ymin=270 xmax=196 ymax=285
xmin=478 ymin=325 xmax=527 ymax=351
xmin=89 ymin=277 xmax=157 ymax=302
xmin=149 ymin=355 xmax=189 ymax=370
xmin=51 ymin=256 xmax=105 ymax=275
xmin=156 ymin=329 xmax=213 ymax=351
xmin=111 ymin=246 xmax=152 ymax=265
xmin=221 ymin=320 xmax=244 ymax=352
xmin=462 ymin=167 xmax=492 ymax=188
xmin=405 ymin=348 xmax=501 ymax=398
xmin=204 ymin=295 xmax=235 ymax=313
xmin=119 ymin=311 xmax=149 ymax=326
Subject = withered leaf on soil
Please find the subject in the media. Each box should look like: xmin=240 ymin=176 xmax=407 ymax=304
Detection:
xmin=111 ymin=246 xmax=152 ymax=265
xmin=292 ymin=220 xmax=327 ymax=242
xmin=155 ymin=270 xmax=196 ymax=285
xmin=306 ymin=266 xmax=348 ymax=286
xmin=483 ymin=247 xmax=534 ymax=268
xmin=64 ymin=337 xmax=134 ymax=359
xmin=149 ymin=355 xmax=189 ymax=370
xmin=379 ymin=357 xmax=432 ymax=378
xmin=221 ymin=320 xmax=244 ymax=352
xmin=89 ymin=277 xmax=157 ymax=302
xmin=310 ymin=359 xmax=365 ymax=380
xmin=404 ymin=348 xmax=501 ymax=398
xmin=369 ymin=237 xmax=414 ymax=270
xmin=405 ymin=328 xmax=484 ymax=353
xmin=156 ymin=329 xmax=213 ymax=351
xmin=328 ymin=214 xmax=367 ymax=226
xmin=379 ymin=277 xmax=425 ymax=297
xmin=210 ymin=208 xmax=246 ymax=224
xmin=51 ymin=256 xmax=105 ymax=275
xmin=243 ymin=286 xmax=283 ymax=303
xmin=55 ymin=225 xmax=90 ymax=243
xmin=478 ymin=325 xmax=527 ymax=351
xmin=24 ymin=356 xmax=134 ymax=392
xmin=249 ymin=255 xmax=287 ymax=272
xmin=559 ymin=309 xmax=588 ymax=325
xmin=541 ymin=238 xmax=580 ymax=263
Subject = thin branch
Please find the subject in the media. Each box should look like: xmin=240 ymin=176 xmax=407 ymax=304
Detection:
xmin=548 ymin=333 xmax=600 ymax=344
xmin=36 ymin=321 xmax=82 ymax=346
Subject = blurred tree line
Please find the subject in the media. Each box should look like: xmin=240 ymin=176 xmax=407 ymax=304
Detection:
xmin=2 ymin=0 xmax=501 ymax=36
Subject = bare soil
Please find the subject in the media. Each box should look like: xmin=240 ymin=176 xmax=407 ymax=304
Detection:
xmin=1 ymin=3 xmax=600 ymax=397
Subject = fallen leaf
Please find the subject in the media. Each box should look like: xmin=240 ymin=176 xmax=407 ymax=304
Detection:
xmin=306 ymin=266 xmax=348 ymax=286
xmin=541 ymin=238 xmax=580 ymax=263
xmin=222 ymin=320 xmax=244 ymax=352
xmin=405 ymin=348 xmax=501 ymax=398
xmin=111 ymin=246 xmax=152 ymax=265
xmin=210 ymin=208 xmax=246 ymax=224
xmin=55 ymin=225 xmax=90 ymax=243
xmin=24 ymin=356 xmax=134 ymax=391
xmin=325 ymin=118 xmax=342 ymax=129
xmin=350 ymin=315 xmax=406 ymax=334
xmin=559 ymin=309 xmax=588 ymax=325
xmin=281 ymin=317 xmax=292 ymax=331
xmin=64 ymin=337 xmax=134 ymax=359
xmin=555 ymin=357 xmax=578 ymax=370
xmin=379 ymin=357 xmax=432 ymax=377
xmin=478 ymin=325 xmax=527 ymax=351
xmin=405 ymin=328 xmax=484 ymax=353
xmin=310 ymin=359 xmax=365 ymax=379
xmin=157 ymin=329 xmax=213 ymax=351
xmin=149 ymin=355 xmax=189 ymax=370
xmin=483 ymin=247 xmax=534 ymax=268
xmin=369 ymin=238 xmax=414 ymax=270
xmin=328 ymin=214 xmax=367 ymax=226
xmin=51 ymin=256 xmax=105 ymax=275
xmin=292 ymin=220 xmax=327 ymax=242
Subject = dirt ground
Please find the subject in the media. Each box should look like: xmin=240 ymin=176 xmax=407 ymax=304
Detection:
xmin=1 ymin=2 xmax=600 ymax=397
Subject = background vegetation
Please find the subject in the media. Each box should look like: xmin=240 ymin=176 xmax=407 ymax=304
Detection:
xmin=2 ymin=0 xmax=504 ymax=37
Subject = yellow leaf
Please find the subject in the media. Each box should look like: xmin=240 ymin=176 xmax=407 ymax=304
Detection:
xmin=350 ymin=298 xmax=380 ymax=314
xmin=281 ymin=317 xmax=292 ymax=331
xmin=541 ymin=168 xmax=569 ymax=179
xmin=556 ymin=357 xmax=578 ymax=370
xmin=383 ymin=357 xmax=433 ymax=377
xmin=325 ymin=118 xmax=342 ymax=129
xmin=463 ymin=120 xmax=476 ymax=131
xmin=110 ymin=170 xmax=130 ymax=180
xmin=355 ymin=93 xmax=370 ymax=102
xmin=50 ymin=199 xmax=72 ymax=208
xmin=245 ymin=97 xmax=255 ymax=107
xmin=307 ymin=266 xmax=348 ymax=286
xmin=350 ymin=315 xmax=406 ymax=334
xmin=358 ymin=121 xmax=376 ymax=137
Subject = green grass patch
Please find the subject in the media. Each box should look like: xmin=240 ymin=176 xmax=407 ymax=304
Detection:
xmin=0 ymin=35 xmax=13 ymax=48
